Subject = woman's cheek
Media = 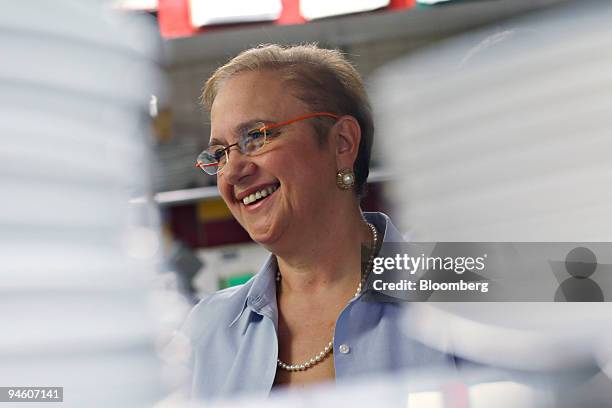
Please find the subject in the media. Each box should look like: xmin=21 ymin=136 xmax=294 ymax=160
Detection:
xmin=218 ymin=184 xmax=234 ymax=209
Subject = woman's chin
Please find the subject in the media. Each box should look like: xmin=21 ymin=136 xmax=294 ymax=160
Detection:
xmin=246 ymin=223 xmax=279 ymax=247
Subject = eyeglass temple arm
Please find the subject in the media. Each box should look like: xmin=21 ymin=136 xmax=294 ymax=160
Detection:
xmin=262 ymin=112 xmax=339 ymax=131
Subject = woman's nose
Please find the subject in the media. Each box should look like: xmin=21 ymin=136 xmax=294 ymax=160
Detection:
xmin=221 ymin=147 xmax=256 ymax=185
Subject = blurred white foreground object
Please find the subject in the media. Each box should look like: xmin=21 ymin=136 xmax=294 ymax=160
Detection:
xmin=372 ymin=0 xmax=612 ymax=376
xmin=374 ymin=2 xmax=612 ymax=242
xmin=0 ymin=1 xmax=165 ymax=406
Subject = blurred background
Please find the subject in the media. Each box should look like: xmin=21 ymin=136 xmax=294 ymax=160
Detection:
xmin=3 ymin=0 xmax=612 ymax=406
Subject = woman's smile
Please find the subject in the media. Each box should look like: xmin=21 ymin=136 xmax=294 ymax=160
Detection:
xmin=237 ymin=182 xmax=281 ymax=212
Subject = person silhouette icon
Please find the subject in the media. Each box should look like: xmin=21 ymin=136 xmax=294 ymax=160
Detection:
xmin=554 ymin=247 xmax=604 ymax=302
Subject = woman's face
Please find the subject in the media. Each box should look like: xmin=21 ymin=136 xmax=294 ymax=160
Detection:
xmin=210 ymin=70 xmax=339 ymax=247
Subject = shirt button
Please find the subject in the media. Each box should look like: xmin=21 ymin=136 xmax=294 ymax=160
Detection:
xmin=338 ymin=344 xmax=350 ymax=354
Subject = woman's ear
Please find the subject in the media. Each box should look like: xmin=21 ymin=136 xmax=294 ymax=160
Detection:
xmin=333 ymin=115 xmax=361 ymax=170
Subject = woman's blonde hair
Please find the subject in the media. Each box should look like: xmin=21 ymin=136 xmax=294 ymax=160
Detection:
xmin=202 ymin=44 xmax=374 ymax=197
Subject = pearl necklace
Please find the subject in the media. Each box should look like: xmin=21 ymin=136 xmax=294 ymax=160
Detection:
xmin=276 ymin=222 xmax=379 ymax=372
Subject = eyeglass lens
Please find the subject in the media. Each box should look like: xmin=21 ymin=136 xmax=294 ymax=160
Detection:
xmin=197 ymin=122 xmax=268 ymax=175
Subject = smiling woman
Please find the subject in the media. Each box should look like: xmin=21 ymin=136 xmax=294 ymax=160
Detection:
xmin=183 ymin=44 xmax=455 ymax=401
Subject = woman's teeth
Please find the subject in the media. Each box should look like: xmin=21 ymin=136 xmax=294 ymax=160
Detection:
xmin=242 ymin=185 xmax=278 ymax=205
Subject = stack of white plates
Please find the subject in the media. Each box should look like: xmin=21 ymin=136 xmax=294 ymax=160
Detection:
xmin=373 ymin=1 xmax=612 ymax=243
xmin=0 ymin=1 xmax=166 ymax=406
xmin=372 ymin=0 xmax=612 ymax=374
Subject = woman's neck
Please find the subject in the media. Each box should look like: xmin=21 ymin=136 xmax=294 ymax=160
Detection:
xmin=274 ymin=205 xmax=374 ymax=296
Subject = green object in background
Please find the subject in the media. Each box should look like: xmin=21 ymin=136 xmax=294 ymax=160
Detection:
xmin=219 ymin=273 xmax=255 ymax=289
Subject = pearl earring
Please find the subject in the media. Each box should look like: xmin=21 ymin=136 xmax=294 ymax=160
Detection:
xmin=336 ymin=168 xmax=355 ymax=190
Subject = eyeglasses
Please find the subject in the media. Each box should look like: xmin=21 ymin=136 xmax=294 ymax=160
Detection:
xmin=195 ymin=112 xmax=339 ymax=175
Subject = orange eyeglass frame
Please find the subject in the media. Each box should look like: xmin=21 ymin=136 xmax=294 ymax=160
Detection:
xmin=254 ymin=112 xmax=339 ymax=133
xmin=196 ymin=112 xmax=340 ymax=170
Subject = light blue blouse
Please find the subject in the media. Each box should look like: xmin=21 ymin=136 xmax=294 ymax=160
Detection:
xmin=183 ymin=212 xmax=455 ymax=401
